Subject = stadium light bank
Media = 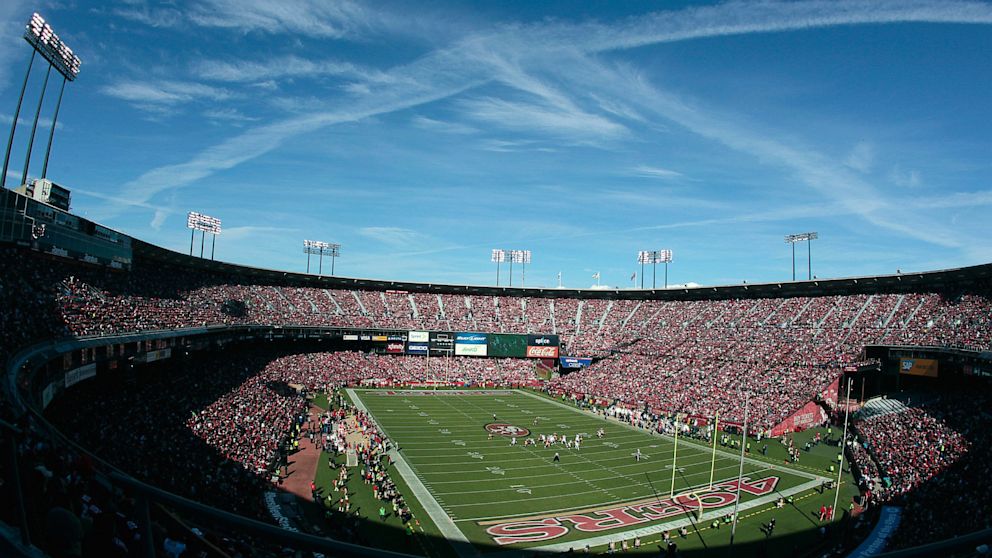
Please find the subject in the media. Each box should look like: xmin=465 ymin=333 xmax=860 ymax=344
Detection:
xmin=304 ymin=239 xmax=340 ymax=275
xmin=785 ymin=232 xmax=818 ymax=281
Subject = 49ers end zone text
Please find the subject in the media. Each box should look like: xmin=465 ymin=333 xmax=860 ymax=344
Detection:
xmin=482 ymin=476 xmax=779 ymax=545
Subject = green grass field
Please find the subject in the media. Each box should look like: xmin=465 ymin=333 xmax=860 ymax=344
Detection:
xmin=340 ymin=388 xmax=857 ymax=557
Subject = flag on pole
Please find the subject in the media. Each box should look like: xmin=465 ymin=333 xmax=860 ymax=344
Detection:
xmin=630 ymin=272 xmax=636 ymax=281
xmin=592 ymin=272 xmax=600 ymax=279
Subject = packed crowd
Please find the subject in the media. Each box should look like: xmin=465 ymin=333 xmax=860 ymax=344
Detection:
xmin=2 ymin=247 xmax=990 ymax=368
xmin=849 ymin=389 xmax=992 ymax=548
xmin=547 ymin=353 xmax=841 ymax=430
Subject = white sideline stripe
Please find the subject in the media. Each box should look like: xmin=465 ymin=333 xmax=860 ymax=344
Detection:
xmin=346 ymin=389 xmax=478 ymax=558
xmin=488 ymin=477 xmax=825 ymax=557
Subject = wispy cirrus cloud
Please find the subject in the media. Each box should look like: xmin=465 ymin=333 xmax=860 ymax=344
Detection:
xmin=103 ymin=0 xmax=992 ymax=235
xmin=410 ymin=115 xmax=478 ymax=135
xmin=460 ymin=96 xmax=627 ymax=140
xmin=115 ymin=0 xmax=377 ymax=39
xmin=631 ymin=165 xmax=684 ymax=180
xmin=101 ymin=80 xmax=233 ymax=108
xmin=844 ymin=141 xmax=875 ymax=173
xmin=192 ymin=55 xmax=398 ymax=86
xmin=188 ymin=0 xmax=374 ymax=39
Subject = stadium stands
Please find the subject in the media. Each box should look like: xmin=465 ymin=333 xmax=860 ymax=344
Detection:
xmin=2 ymin=243 xmax=992 ymax=556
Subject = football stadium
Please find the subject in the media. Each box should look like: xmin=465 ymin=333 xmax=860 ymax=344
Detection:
xmin=1 ymin=3 xmax=991 ymax=558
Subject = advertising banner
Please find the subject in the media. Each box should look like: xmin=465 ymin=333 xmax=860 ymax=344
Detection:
xmin=360 ymin=334 xmax=371 ymax=341
xmin=456 ymin=344 xmax=488 ymax=356
xmin=408 ymin=331 xmax=429 ymax=343
xmin=386 ymin=342 xmax=405 ymax=354
xmin=387 ymin=335 xmax=406 ymax=341
xmin=343 ymin=334 xmax=358 ymax=341
xmin=526 ymin=345 xmax=559 ymax=358
xmin=429 ymin=332 xmax=455 ymax=354
xmin=64 ymin=363 xmax=97 ymax=388
xmin=136 ymin=348 xmax=172 ymax=363
xmin=372 ymin=335 xmax=388 ymax=342
xmin=489 ymin=334 xmax=527 ymax=358
xmin=526 ymin=334 xmax=560 ymax=347
xmin=455 ymin=332 xmax=488 ymax=357
xmin=527 ymin=334 xmax=560 ymax=358
xmin=456 ymin=333 xmax=487 ymax=344
xmin=407 ymin=342 xmax=428 ymax=355
xmin=770 ymin=400 xmax=827 ymax=436
xmin=560 ymin=357 xmax=592 ymax=369
xmin=900 ymin=358 xmax=939 ymax=378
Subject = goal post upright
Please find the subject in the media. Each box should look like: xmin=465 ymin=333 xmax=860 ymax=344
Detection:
xmin=709 ymin=411 xmax=719 ymax=490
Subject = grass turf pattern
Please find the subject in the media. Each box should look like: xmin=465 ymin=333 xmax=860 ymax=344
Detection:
xmin=349 ymin=388 xmax=839 ymax=554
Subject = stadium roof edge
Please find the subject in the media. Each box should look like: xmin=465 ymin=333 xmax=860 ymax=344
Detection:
xmin=132 ymin=239 xmax=992 ymax=301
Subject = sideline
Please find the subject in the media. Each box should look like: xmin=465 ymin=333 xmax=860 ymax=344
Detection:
xmin=347 ymin=388 xmax=478 ymax=558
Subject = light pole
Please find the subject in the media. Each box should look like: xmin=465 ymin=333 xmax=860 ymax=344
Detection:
xmin=187 ymin=212 xmax=221 ymax=259
xmin=785 ymin=232 xmax=818 ymax=281
xmin=491 ymin=249 xmax=507 ymax=286
xmin=510 ymin=249 xmax=531 ymax=287
xmin=305 ymin=240 xmax=340 ymax=275
xmin=3 ymin=13 xmax=81 ymax=190
xmin=638 ymin=249 xmax=673 ymax=289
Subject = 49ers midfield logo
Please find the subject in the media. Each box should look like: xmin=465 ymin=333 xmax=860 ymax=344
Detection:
xmin=485 ymin=423 xmax=531 ymax=437
xmin=482 ymin=476 xmax=779 ymax=545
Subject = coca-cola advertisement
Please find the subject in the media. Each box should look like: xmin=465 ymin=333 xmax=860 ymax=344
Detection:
xmin=526 ymin=345 xmax=559 ymax=358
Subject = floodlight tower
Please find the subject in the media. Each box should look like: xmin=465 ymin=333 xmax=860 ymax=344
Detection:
xmin=639 ymin=249 xmax=673 ymax=289
xmin=785 ymin=232 xmax=818 ymax=280
xmin=491 ymin=249 xmax=507 ymax=286
xmin=658 ymin=249 xmax=673 ymax=289
xmin=637 ymin=251 xmax=650 ymax=289
xmin=511 ymin=250 xmax=532 ymax=286
xmin=2 ymin=13 xmax=81 ymax=190
xmin=187 ymin=212 xmax=221 ymax=259
xmin=304 ymin=240 xmax=340 ymax=275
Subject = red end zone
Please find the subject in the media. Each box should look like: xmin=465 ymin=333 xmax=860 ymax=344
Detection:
xmin=482 ymin=476 xmax=779 ymax=545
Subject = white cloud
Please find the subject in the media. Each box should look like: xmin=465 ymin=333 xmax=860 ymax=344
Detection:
xmin=844 ymin=141 xmax=875 ymax=173
xmin=101 ymin=80 xmax=233 ymax=107
xmin=411 ymin=115 xmax=478 ymax=135
xmin=188 ymin=0 xmax=373 ymax=39
xmin=631 ymin=165 xmax=684 ymax=179
xmin=150 ymin=209 xmax=168 ymax=230
xmin=460 ymin=96 xmax=627 ymax=139
xmin=889 ymin=166 xmax=922 ymax=188
xmin=203 ymin=108 xmax=260 ymax=123
xmin=193 ymin=56 xmax=397 ymax=86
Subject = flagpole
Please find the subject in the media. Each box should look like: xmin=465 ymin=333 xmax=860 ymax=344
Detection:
xmin=670 ymin=415 xmax=680 ymax=497
xmin=729 ymin=392 xmax=749 ymax=550
xmin=709 ymin=411 xmax=719 ymax=489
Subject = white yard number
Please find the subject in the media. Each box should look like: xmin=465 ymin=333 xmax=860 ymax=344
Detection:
xmin=468 ymin=452 xmax=485 ymax=460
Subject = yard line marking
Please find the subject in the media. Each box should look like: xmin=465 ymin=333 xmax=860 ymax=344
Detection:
xmin=346 ymin=388 xmax=475 ymax=558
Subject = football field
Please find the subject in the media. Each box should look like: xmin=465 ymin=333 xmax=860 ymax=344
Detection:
xmin=348 ymin=388 xmax=831 ymax=555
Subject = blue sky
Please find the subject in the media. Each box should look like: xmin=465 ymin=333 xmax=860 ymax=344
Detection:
xmin=1 ymin=1 xmax=990 ymax=288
